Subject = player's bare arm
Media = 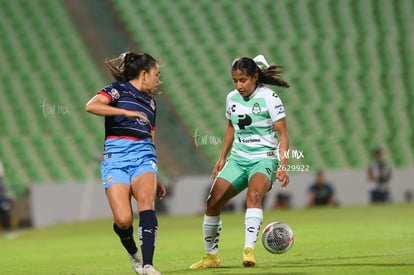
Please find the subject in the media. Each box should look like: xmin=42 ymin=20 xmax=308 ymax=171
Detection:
xmin=85 ymin=94 xmax=149 ymax=122
xmin=274 ymin=118 xmax=289 ymax=187
xmin=211 ymin=120 xmax=235 ymax=179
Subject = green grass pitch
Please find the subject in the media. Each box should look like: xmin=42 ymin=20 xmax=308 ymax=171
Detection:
xmin=1 ymin=203 xmax=413 ymax=274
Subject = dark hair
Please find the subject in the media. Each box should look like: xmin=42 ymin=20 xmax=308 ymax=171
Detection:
xmin=316 ymin=169 xmax=324 ymax=177
xmin=373 ymin=147 xmax=383 ymax=155
xmin=232 ymin=57 xmax=290 ymax=88
xmin=105 ymin=52 xmax=157 ymax=82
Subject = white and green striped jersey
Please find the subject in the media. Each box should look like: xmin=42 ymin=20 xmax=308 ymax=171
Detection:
xmin=225 ymin=85 xmax=286 ymax=160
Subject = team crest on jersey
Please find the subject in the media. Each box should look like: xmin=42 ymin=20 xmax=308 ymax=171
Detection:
xmin=150 ymin=99 xmax=155 ymax=111
xmin=252 ymin=103 xmax=261 ymax=115
xmin=107 ymin=176 xmax=112 ymax=183
xmin=109 ymin=88 xmax=120 ymax=100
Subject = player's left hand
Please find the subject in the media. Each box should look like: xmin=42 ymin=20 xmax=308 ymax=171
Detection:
xmin=211 ymin=158 xmax=226 ymax=179
xmin=276 ymin=169 xmax=289 ymax=188
xmin=156 ymin=179 xmax=167 ymax=199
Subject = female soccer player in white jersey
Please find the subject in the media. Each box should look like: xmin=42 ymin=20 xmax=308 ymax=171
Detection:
xmin=85 ymin=52 xmax=166 ymax=275
xmin=190 ymin=55 xmax=290 ymax=269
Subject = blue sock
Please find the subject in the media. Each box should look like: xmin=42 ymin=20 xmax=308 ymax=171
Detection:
xmin=139 ymin=210 xmax=158 ymax=266
xmin=113 ymin=223 xmax=138 ymax=255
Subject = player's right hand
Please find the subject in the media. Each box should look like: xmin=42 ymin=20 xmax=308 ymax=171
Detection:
xmin=124 ymin=110 xmax=149 ymax=122
xmin=211 ymin=158 xmax=226 ymax=179
xmin=156 ymin=179 xmax=167 ymax=199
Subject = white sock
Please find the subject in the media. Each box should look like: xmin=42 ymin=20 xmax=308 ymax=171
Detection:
xmin=131 ymin=250 xmax=142 ymax=261
xmin=203 ymin=215 xmax=222 ymax=254
xmin=244 ymin=208 xmax=263 ymax=249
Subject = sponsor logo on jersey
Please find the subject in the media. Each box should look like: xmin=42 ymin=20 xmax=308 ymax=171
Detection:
xmin=275 ymin=104 xmax=285 ymax=114
xmin=238 ymin=137 xmax=261 ymax=143
xmin=252 ymin=102 xmax=261 ymax=115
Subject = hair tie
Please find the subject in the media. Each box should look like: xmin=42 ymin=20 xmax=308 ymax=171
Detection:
xmin=120 ymin=52 xmax=128 ymax=59
xmin=253 ymin=54 xmax=269 ymax=69
xmin=232 ymin=57 xmax=240 ymax=67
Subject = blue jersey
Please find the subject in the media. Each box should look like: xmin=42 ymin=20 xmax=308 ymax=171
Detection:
xmin=98 ymin=81 xmax=157 ymax=161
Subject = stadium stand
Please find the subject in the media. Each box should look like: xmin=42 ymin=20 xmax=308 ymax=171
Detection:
xmin=0 ymin=0 xmax=105 ymax=196
xmin=0 ymin=0 xmax=413 ymax=197
xmin=112 ymin=0 xmax=414 ymax=170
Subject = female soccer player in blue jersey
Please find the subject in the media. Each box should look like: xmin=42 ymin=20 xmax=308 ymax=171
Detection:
xmin=86 ymin=52 xmax=166 ymax=275
xmin=190 ymin=55 xmax=290 ymax=269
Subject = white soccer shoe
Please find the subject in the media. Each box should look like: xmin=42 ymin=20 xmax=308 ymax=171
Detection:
xmin=128 ymin=252 xmax=143 ymax=274
xmin=142 ymin=264 xmax=161 ymax=275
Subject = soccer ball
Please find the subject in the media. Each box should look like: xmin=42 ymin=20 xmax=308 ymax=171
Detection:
xmin=261 ymin=222 xmax=294 ymax=254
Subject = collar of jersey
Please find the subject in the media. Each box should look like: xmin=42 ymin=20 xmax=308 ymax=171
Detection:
xmin=242 ymin=86 xmax=260 ymax=100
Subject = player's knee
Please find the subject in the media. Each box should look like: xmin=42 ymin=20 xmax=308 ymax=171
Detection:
xmin=136 ymin=194 xmax=155 ymax=211
xmin=114 ymin=214 xmax=133 ymax=229
xmin=206 ymin=196 xmax=217 ymax=210
xmin=206 ymin=195 xmax=222 ymax=212
xmin=246 ymin=190 xmax=263 ymax=207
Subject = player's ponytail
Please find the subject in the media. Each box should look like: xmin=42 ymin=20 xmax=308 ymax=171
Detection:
xmin=105 ymin=52 xmax=157 ymax=82
xmin=105 ymin=53 xmax=127 ymax=82
xmin=259 ymin=65 xmax=290 ymax=88
xmin=232 ymin=55 xmax=290 ymax=88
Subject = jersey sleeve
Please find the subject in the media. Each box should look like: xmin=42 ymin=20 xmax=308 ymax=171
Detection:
xmin=267 ymin=92 xmax=286 ymax=122
xmin=151 ymin=98 xmax=156 ymax=128
xmin=225 ymin=93 xmax=232 ymax=120
xmin=97 ymin=82 xmax=121 ymax=103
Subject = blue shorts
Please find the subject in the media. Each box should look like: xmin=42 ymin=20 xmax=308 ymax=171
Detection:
xmin=101 ymin=156 xmax=158 ymax=189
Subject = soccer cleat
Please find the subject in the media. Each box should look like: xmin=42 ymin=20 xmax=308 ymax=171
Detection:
xmin=142 ymin=264 xmax=161 ymax=275
xmin=128 ymin=252 xmax=143 ymax=274
xmin=242 ymin=247 xmax=256 ymax=267
xmin=189 ymin=253 xmax=221 ymax=269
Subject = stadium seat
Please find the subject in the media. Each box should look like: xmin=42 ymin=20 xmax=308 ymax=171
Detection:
xmin=0 ymin=0 xmax=105 ymax=196
xmin=1 ymin=0 xmax=413 ymax=197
